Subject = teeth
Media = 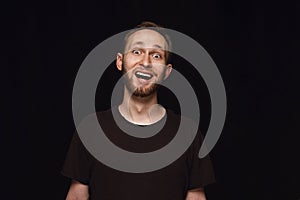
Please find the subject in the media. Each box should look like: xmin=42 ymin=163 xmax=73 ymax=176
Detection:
xmin=136 ymin=72 xmax=151 ymax=77
xmin=135 ymin=71 xmax=153 ymax=80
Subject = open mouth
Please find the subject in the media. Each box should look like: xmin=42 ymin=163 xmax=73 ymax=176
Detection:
xmin=135 ymin=71 xmax=153 ymax=80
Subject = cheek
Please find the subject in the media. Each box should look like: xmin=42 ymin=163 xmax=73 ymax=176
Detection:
xmin=123 ymin=57 xmax=139 ymax=70
xmin=153 ymin=63 xmax=167 ymax=73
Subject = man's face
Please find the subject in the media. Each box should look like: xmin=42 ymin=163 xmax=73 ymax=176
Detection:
xmin=116 ymin=29 xmax=172 ymax=97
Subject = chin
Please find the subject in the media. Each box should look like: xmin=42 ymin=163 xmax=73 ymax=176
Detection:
xmin=132 ymin=85 xmax=158 ymax=97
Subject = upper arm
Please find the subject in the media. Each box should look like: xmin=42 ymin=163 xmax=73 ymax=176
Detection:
xmin=185 ymin=188 xmax=206 ymax=200
xmin=66 ymin=180 xmax=89 ymax=200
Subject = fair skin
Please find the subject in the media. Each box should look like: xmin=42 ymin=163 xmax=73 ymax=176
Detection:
xmin=117 ymin=29 xmax=172 ymax=125
xmin=66 ymin=29 xmax=206 ymax=200
xmin=66 ymin=180 xmax=89 ymax=200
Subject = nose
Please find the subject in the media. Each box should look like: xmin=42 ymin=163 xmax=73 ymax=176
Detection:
xmin=140 ymin=52 xmax=151 ymax=68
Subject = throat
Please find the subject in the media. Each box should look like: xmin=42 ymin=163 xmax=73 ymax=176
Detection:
xmin=118 ymin=103 xmax=166 ymax=125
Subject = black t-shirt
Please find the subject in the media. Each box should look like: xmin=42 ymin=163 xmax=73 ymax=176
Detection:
xmin=62 ymin=108 xmax=215 ymax=200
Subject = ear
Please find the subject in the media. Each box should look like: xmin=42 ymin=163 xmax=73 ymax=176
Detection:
xmin=116 ymin=53 xmax=123 ymax=71
xmin=163 ymin=63 xmax=172 ymax=80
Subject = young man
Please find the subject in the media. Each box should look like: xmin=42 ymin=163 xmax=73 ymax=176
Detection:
xmin=62 ymin=21 xmax=215 ymax=200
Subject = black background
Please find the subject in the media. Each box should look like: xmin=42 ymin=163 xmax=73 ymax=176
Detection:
xmin=2 ymin=0 xmax=299 ymax=199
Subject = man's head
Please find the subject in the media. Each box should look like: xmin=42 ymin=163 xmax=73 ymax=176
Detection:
xmin=123 ymin=21 xmax=172 ymax=62
xmin=116 ymin=21 xmax=172 ymax=97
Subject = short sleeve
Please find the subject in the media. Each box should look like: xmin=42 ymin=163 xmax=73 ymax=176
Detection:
xmin=61 ymin=132 xmax=93 ymax=185
xmin=187 ymin=131 xmax=216 ymax=190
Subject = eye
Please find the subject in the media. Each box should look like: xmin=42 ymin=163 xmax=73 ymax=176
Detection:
xmin=152 ymin=53 xmax=162 ymax=59
xmin=132 ymin=49 xmax=141 ymax=55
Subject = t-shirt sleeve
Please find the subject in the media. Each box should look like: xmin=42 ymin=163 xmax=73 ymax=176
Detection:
xmin=187 ymin=131 xmax=216 ymax=190
xmin=61 ymin=132 xmax=93 ymax=185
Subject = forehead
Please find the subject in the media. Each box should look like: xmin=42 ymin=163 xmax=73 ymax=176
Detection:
xmin=125 ymin=29 xmax=167 ymax=50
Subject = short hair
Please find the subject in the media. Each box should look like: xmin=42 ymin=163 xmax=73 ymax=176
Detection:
xmin=123 ymin=21 xmax=172 ymax=63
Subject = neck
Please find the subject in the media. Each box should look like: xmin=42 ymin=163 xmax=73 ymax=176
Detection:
xmin=119 ymin=87 xmax=165 ymax=125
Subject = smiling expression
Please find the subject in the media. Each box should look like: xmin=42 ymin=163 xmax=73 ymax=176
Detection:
xmin=117 ymin=29 xmax=172 ymax=97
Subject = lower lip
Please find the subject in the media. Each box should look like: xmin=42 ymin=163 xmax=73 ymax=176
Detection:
xmin=135 ymin=75 xmax=153 ymax=84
